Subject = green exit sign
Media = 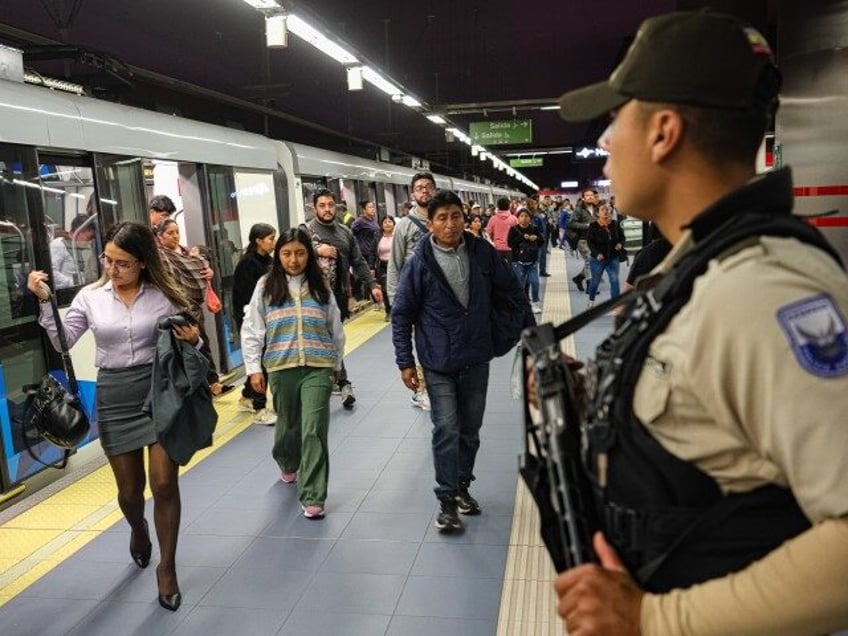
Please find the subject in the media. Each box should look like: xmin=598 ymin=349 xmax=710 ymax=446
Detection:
xmin=469 ymin=120 xmax=532 ymax=146
xmin=509 ymin=157 xmax=543 ymax=168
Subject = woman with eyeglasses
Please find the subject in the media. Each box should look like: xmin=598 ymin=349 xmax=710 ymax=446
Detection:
xmin=27 ymin=221 xmax=198 ymax=611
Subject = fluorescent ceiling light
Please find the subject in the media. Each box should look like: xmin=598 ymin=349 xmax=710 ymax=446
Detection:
xmin=426 ymin=114 xmax=446 ymax=125
xmin=265 ymin=14 xmax=287 ymax=48
xmin=287 ymin=14 xmax=358 ymax=65
xmin=561 ymin=180 xmax=579 ymax=188
xmin=23 ymin=72 xmax=84 ymax=94
xmin=242 ymin=0 xmax=280 ymax=8
xmin=401 ymin=95 xmax=422 ymax=108
xmin=361 ymin=66 xmax=401 ymax=96
xmin=346 ymin=66 xmax=363 ymax=91
xmin=540 ymin=105 xmax=560 ymax=110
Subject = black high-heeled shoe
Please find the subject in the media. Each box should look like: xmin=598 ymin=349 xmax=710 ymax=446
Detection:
xmin=156 ymin=565 xmax=182 ymax=612
xmin=130 ymin=519 xmax=152 ymax=569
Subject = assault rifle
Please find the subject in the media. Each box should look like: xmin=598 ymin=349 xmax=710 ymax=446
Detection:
xmin=519 ymin=293 xmax=632 ymax=572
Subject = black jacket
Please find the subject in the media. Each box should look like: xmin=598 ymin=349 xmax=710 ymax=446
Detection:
xmin=586 ymin=220 xmax=624 ymax=260
xmin=232 ymin=251 xmax=272 ymax=330
xmin=150 ymin=327 xmax=218 ymax=465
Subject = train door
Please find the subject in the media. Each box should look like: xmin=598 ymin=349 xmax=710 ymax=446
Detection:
xmin=205 ymin=166 xmax=281 ymax=372
xmin=0 ymin=147 xmax=108 ymax=490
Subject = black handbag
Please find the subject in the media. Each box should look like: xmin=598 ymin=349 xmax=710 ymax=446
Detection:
xmin=23 ymin=288 xmax=90 ymax=462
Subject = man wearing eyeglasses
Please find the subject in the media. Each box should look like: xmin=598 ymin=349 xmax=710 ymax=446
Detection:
xmin=387 ymin=172 xmax=437 ymax=411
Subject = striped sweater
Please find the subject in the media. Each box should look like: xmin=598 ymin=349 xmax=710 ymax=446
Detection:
xmin=240 ymin=273 xmax=345 ymax=375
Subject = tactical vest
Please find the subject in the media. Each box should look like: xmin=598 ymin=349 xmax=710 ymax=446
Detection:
xmin=587 ymin=210 xmax=842 ymax=593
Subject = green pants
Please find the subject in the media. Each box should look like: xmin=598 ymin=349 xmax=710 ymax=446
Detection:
xmin=268 ymin=366 xmax=333 ymax=506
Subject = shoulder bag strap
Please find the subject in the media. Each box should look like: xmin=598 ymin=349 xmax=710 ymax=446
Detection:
xmin=46 ymin=291 xmax=80 ymax=396
xmin=406 ymin=214 xmax=428 ymax=235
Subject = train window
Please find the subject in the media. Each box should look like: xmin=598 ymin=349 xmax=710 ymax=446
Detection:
xmin=35 ymin=157 xmax=100 ymax=297
xmin=301 ymin=177 xmax=328 ymax=221
xmin=0 ymin=146 xmax=67 ymax=487
xmin=94 ymin=155 xmax=146 ymax=229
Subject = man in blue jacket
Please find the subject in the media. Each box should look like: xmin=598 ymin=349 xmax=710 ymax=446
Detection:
xmin=392 ymin=190 xmax=532 ymax=533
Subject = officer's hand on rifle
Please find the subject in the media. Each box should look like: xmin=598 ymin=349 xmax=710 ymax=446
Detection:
xmin=555 ymin=532 xmax=643 ymax=636
xmin=525 ymin=354 xmax=585 ymax=407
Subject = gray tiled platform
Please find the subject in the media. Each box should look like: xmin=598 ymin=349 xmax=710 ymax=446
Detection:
xmin=0 ymin=320 xmax=530 ymax=636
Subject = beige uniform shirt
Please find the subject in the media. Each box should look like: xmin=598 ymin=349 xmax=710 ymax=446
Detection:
xmin=634 ymin=234 xmax=848 ymax=634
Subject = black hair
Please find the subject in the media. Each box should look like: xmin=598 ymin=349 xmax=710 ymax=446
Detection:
xmin=410 ymin=172 xmax=436 ymax=189
xmin=70 ymin=214 xmax=90 ymax=233
xmin=496 ymin=197 xmax=510 ymax=211
xmin=148 ymin=194 xmax=176 ymax=213
xmin=264 ymin=227 xmax=330 ymax=306
xmin=669 ymin=104 xmax=769 ymax=166
xmin=99 ymin=221 xmax=188 ymax=309
xmin=312 ymin=188 xmax=335 ymax=206
xmin=382 ymin=215 xmax=396 ymax=229
xmin=359 ymin=200 xmax=374 ymax=211
xmin=426 ymin=190 xmax=464 ymax=220
xmin=246 ymin=223 xmax=276 ymax=254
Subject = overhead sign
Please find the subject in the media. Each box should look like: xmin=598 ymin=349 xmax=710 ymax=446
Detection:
xmin=509 ymin=157 xmax=543 ymax=168
xmin=470 ymin=120 xmax=532 ymax=146
xmin=573 ymin=146 xmax=609 ymax=161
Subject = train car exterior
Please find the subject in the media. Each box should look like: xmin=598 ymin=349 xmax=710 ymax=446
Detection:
xmin=0 ymin=77 xmax=522 ymax=495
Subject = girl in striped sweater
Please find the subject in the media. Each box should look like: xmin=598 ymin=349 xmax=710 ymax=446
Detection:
xmin=241 ymin=227 xmax=345 ymax=519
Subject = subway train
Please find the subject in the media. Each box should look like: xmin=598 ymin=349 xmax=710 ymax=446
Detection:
xmin=0 ymin=77 xmax=522 ymax=492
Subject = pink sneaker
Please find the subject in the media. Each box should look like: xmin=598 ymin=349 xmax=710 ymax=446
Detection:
xmin=302 ymin=504 xmax=325 ymax=519
xmin=280 ymin=472 xmax=297 ymax=484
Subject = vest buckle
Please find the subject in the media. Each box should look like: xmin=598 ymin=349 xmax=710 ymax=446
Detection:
xmin=603 ymin=502 xmax=644 ymax=553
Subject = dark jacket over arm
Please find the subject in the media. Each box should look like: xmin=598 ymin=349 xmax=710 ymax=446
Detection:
xmin=150 ymin=327 xmax=218 ymax=465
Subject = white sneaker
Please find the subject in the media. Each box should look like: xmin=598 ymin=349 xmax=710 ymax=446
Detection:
xmin=586 ymin=301 xmax=595 ymax=310
xmin=238 ymin=396 xmax=255 ymax=412
xmin=532 ymin=302 xmax=542 ymax=314
xmin=253 ymin=408 xmax=276 ymax=426
xmin=340 ymin=384 xmax=356 ymax=409
xmin=410 ymin=391 xmax=431 ymax=411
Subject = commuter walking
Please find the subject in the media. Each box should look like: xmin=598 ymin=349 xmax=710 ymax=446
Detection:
xmin=507 ymin=208 xmax=543 ymax=314
xmin=28 ymin=221 xmax=199 ymax=611
xmin=585 ymin=202 xmax=624 ymax=308
xmin=553 ymin=10 xmax=848 ymax=634
xmin=232 ymin=223 xmax=277 ymax=425
xmin=303 ymin=188 xmax=382 ymax=409
xmin=240 ymin=228 xmax=345 ymax=520
xmin=374 ymin=215 xmax=395 ymax=319
xmin=568 ymin=189 xmax=597 ymax=290
xmin=386 ymin=172 xmax=438 ymax=411
xmin=392 ymin=190 xmax=532 ymax=533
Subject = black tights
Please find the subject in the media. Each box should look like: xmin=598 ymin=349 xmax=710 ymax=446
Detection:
xmin=107 ymin=443 xmax=180 ymax=593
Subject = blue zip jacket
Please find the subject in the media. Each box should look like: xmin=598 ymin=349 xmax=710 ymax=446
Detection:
xmin=392 ymin=232 xmax=532 ymax=373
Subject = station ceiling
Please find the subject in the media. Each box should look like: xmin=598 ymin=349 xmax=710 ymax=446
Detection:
xmin=0 ymin=0 xmax=776 ymax=193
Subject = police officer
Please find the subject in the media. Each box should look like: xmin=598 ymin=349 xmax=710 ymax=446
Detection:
xmin=552 ymin=10 xmax=848 ymax=635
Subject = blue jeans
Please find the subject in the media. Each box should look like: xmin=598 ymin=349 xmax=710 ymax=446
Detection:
xmin=423 ymin=363 xmax=490 ymax=499
xmin=512 ymin=261 xmax=540 ymax=303
xmin=588 ymin=256 xmax=621 ymax=301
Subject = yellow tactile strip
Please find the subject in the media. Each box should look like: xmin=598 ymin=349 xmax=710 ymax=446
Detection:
xmin=497 ymin=251 xmax=575 ymax=636
xmin=0 ymin=309 xmax=389 ymax=605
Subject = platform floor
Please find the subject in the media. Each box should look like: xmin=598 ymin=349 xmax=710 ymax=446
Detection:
xmin=0 ymin=246 xmax=622 ymax=636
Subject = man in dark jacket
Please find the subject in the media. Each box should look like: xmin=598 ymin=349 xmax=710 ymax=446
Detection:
xmin=392 ymin=190 xmax=532 ymax=533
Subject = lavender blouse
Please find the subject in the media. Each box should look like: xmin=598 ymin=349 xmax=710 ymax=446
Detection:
xmin=38 ymin=281 xmax=179 ymax=369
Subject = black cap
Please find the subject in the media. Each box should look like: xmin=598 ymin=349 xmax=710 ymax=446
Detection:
xmin=559 ymin=11 xmax=780 ymax=122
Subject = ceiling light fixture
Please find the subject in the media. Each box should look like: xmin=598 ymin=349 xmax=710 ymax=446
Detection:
xmin=346 ymin=66 xmax=364 ymax=91
xmin=286 ymin=14 xmax=358 ymax=65
xmin=426 ymin=114 xmax=446 ymax=125
xmin=242 ymin=0 xmax=281 ymax=8
xmin=265 ymin=14 xmax=287 ymax=48
xmin=361 ymin=66 xmax=401 ymax=97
